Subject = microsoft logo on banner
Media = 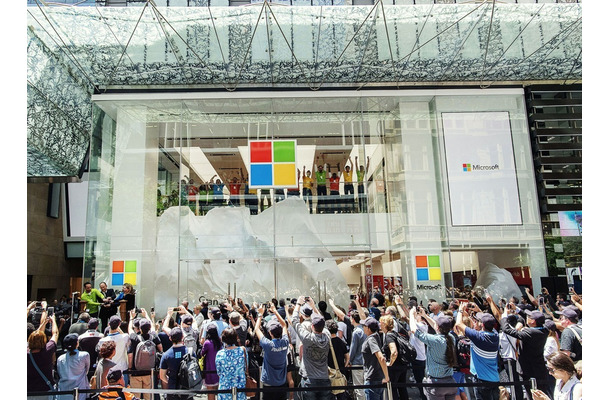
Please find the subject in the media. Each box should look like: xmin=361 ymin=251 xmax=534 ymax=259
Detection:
xmin=463 ymin=163 xmax=499 ymax=172
xmin=249 ymin=140 xmax=297 ymax=188
xmin=112 ymin=260 xmax=137 ymax=286
xmin=415 ymin=255 xmax=441 ymax=281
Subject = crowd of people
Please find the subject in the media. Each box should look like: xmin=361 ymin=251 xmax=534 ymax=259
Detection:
xmin=27 ymin=281 xmax=583 ymax=400
xmin=158 ymin=156 xmax=372 ymax=216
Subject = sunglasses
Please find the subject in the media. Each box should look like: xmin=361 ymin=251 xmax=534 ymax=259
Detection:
xmin=546 ymin=365 xmax=556 ymax=373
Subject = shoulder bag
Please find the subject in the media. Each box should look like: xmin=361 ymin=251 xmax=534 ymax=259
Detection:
xmin=243 ymin=346 xmax=257 ymax=397
xmin=328 ymin=337 xmax=348 ymax=395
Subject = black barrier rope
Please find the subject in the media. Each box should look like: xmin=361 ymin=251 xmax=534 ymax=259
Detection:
xmin=27 ymin=378 xmax=535 ymax=398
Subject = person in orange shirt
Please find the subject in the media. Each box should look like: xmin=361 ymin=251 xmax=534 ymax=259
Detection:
xmin=99 ymin=366 xmax=138 ymax=400
xmin=329 ymin=163 xmax=341 ymax=214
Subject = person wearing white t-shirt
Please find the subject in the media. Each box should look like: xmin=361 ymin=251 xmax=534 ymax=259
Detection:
xmin=98 ymin=315 xmax=131 ymax=384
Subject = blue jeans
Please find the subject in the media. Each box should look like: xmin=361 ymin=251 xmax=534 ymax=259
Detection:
xmin=364 ymin=380 xmax=385 ymax=400
xmin=300 ymin=377 xmax=332 ymax=400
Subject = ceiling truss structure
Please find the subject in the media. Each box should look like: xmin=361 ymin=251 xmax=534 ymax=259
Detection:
xmin=26 ymin=0 xmax=582 ymax=180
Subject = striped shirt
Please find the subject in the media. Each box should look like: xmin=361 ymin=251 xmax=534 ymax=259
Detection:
xmin=414 ymin=330 xmax=455 ymax=378
xmin=464 ymin=327 xmax=500 ymax=382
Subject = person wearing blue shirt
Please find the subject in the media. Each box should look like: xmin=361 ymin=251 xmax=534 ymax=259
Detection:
xmin=254 ymin=304 xmax=289 ymax=400
xmin=455 ymin=303 xmax=500 ymax=400
xmin=349 ymin=309 xmax=368 ymax=400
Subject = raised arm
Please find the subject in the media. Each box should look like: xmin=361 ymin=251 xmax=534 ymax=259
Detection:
xmin=328 ymin=298 xmax=346 ymax=321
xmin=525 ymin=287 xmax=539 ymax=307
xmin=253 ymin=305 xmax=265 ymax=341
xmin=485 ymin=293 xmax=503 ymax=321
xmin=394 ymin=295 xmax=409 ymax=321
xmin=355 ymin=294 xmax=367 ymax=321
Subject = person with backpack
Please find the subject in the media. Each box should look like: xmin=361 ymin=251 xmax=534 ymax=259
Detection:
xmin=127 ymin=311 xmax=163 ymax=400
xmin=408 ymin=306 xmax=458 ymax=400
xmin=163 ymin=306 xmax=200 ymax=356
xmin=379 ymin=315 xmax=408 ymax=400
xmin=159 ymin=327 xmax=198 ymax=400
xmin=454 ymin=303 xmax=500 ymax=400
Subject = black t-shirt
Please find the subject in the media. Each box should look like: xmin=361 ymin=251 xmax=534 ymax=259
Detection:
xmin=128 ymin=331 xmax=162 ymax=375
xmin=327 ymin=336 xmax=349 ymax=374
xmin=382 ymin=331 xmax=405 ymax=366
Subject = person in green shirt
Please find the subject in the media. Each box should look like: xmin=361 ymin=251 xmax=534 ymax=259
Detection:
xmin=314 ymin=160 xmax=329 ymax=214
xmin=80 ymin=282 xmax=105 ymax=318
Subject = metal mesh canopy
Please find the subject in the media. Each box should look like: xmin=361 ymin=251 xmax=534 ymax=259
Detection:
xmin=26 ymin=1 xmax=582 ymax=178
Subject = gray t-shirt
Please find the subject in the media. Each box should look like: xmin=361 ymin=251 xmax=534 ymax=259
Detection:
xmin=362 ymin=333 xmax=384 ymax=382
xmin=292 ymin=315 xmax=329 ymax=380
xmin=94 ymin=358 xmax=116 ymax=388
xmin=560 ymin=325 xmax=582 ymax=361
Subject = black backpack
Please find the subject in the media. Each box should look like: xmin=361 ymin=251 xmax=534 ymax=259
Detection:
xmin=389 ymin=329 xmax=417 ymax=364
xmin=455 ymin=335 xmax=471 ymax=369
xmin=178 ymin=352 xmax=203 ymax=390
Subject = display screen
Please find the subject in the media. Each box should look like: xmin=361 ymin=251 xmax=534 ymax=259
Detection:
xmin=442 ymin=112 xmax=522 ymax=226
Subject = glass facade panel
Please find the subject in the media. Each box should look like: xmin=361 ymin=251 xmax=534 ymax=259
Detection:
xmin=85 ymin=89 xmax=545 ymax=311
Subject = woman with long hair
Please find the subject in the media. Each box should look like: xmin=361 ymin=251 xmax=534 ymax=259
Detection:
xmin=113 ymin=283 xmax=136 ymax=324
xmin=27 ymin=308 xmax=59 ymax=400
xmin=215 ymin=327 xmax=247 ymax=400
xmin=532 ymin=351 xmax=582 ymax=400
xmin=380 ymin=315 xmax=409 ymax=400
xmin=57 ymin=333 xmax=90 ymax=400
xmin=409 ymin=306 xmax=458 ymax=400
xmin=543 ymin=320 xmax=560 ymax=360
xmin=202 ymin=324 xmax=222 ymax=400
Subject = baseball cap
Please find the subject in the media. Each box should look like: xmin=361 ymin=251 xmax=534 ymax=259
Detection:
xmin=558 ymin=308 xmax=579 ymax=320
xmin=210 ymin=307 xmax=221 ymax=317
xmin=475 ymin=312 xmax=496 ymax=331
xmin=362 ymin=317 xmax=380 ymax=332
xmin=434 ymin=315 xmax=452 ymax=332
xmin=182 ymin=315 xmax=193 ymax=325
xmin=524 ymin=310 xmax=545 ymax=326
xmin=544 ymin=319 xmax=557 ymax=332
xmin=139 ymin=319 xmax=151 ymax=331
xmin=170 ymin=326 xmax=183 ymax=342
xmin=300 ymin=305 xmax=313 ymax=317
xmin=106 ymin=365 xmax=123 ymax=383
xmin=87 ymin=318 xmax=99 ymax=330
xmin=63 ymin=333 xmax=79 ymax=351
xmin=311 ymin=314 xmax=326 ymax=331
xmin=266 ymin=319 xmax=283 ymax=337
xmin=109 ymin=315 xmax=122 ymax=330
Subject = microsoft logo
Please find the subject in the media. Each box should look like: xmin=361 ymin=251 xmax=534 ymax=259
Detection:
xmin=249 ymin=140 xmax=297 ymax=188
xmin=112 ymin=260 xmax=137 ymax=286
xmin=462 ymin=163 xmax=499 ymax=172
xmin=415 ymin=255 xmax=442 ymax=281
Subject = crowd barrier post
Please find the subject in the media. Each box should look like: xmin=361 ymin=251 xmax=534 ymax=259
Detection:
xmin=232 ymin=386 xmax=238 ymax=400
xmin=386 ymin=381 xmax=393 ymax=400
xmin=74 ymin=387 xmax=78 ymax=400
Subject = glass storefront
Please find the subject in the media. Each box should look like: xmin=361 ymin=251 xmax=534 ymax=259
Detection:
xmin=84 ymin=89 xmax=545 ymax=311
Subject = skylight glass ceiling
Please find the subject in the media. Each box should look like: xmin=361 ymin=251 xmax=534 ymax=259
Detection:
xmin=26 ymin=2 xmax=582 ymax=178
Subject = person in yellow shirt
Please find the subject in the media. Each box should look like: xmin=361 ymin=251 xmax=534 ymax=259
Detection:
xmin=302 ymin=166 xmax=314 ymax=213
xmin=355 ymin=156 xmax=370 ymax=213
xmin=342 ymin=157 xmax=355 ymax=213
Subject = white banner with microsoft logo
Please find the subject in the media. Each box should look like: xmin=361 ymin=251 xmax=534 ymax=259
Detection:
xmin=442 ymin=112 xmax=522 ymax=226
